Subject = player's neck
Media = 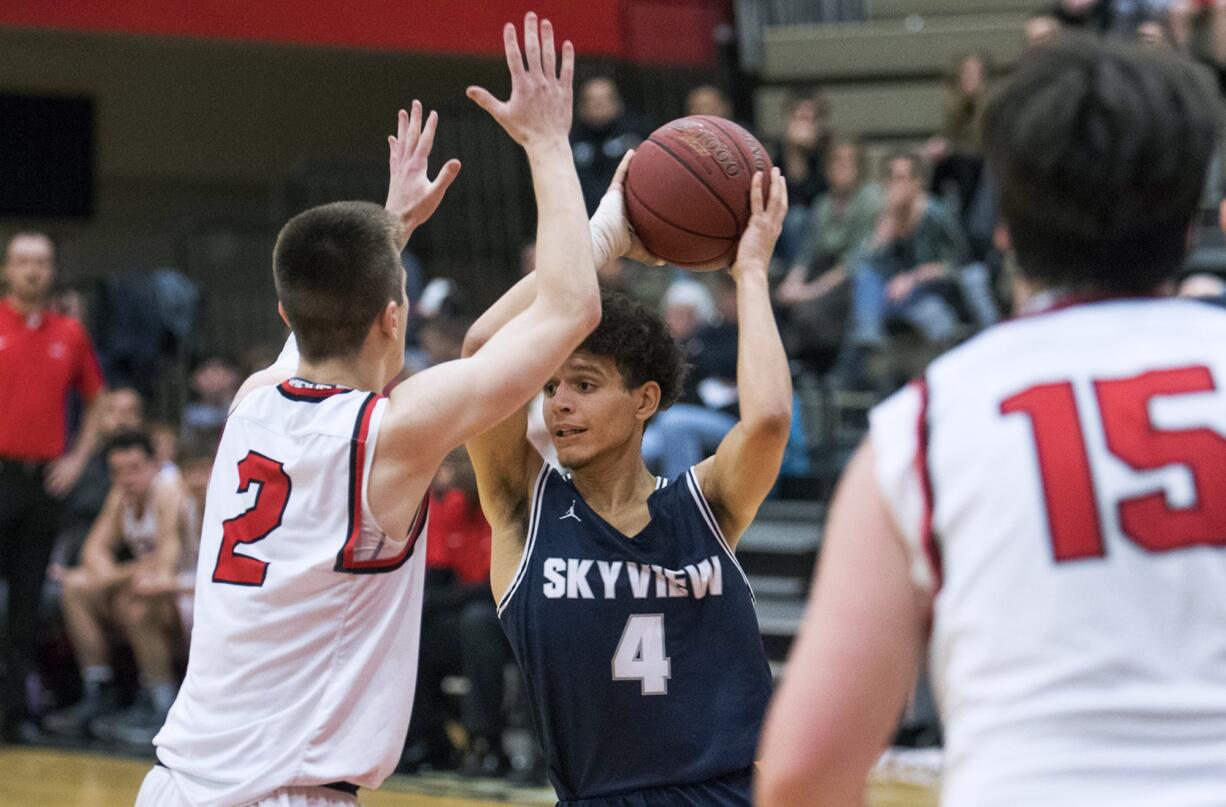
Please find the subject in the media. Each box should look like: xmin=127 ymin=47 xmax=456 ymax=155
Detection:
xmin=569 ymin=443 xmax=656 ymax=515
xmin=295 ymin=357 xmax=386 ymax=394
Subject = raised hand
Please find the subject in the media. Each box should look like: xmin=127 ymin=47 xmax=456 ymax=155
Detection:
xmin=466 ymin=12 xmax=575 ymax=150
xmin=385 ymin=100 xmax=462 ymax=251
xmin=732 ymin=168 xmax=788 ymax=280
xmin=590 ymin=150 xmax=664 ymax=268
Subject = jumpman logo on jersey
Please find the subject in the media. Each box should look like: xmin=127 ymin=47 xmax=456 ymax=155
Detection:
xmin=560 ymin=500 xmax=582 ymax=522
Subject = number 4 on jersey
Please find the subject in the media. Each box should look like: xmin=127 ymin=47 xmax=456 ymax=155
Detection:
xmin=612 ymin=614 xmax=671 ymax=695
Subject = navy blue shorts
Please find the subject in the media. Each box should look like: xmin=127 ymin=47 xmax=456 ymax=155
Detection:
xmin=557 ymin=767 xmax=753 ymax=807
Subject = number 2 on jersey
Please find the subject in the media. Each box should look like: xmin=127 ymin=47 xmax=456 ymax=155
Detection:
xmin=612 ymin=614 xmax=671 ymax=695
xmin=212 ymin=451 xmax=291 ymax=586
xmin=1002 ymin=365 xmax=1226 ymax=561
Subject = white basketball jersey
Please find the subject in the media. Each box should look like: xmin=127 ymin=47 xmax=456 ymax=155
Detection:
xmin=871 ymin=298 xmax=1226 ymax=807
xmin=154 ymin=378 xmax=429 ymax=806
xmin=120 ymin=465 xmax=181 ymax=560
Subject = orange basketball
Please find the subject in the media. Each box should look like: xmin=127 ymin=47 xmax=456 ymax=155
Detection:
xmin=625 ymin=115 xmax=773 ymax=271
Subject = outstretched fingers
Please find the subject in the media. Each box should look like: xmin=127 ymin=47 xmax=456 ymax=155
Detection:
xmin=522 ymin=12 xmax=540 ymax=76
xmin=404 ymin=100 xmax=423 ymax=158
xmin=560 ymin=40 xmax=575 ymax=89
xmin=503 ymin=21 xmax=525 ymax=78
xmin=540 ymin=18 xmax=557 ymax=77
xmin=414 ymin=110 xmax=439 ymax=163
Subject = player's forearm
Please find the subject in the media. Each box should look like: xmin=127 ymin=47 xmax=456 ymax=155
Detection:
xmin=154 ymin=496 xmax=184 ymax=577
xmin=524 ymin=139 xmax=599 ymax=319
xmin=463 ymin=217 xmax=620 ymax=356
xmin=735 ymin=272 xmax=792 ymax=434
xmin=68 ymin=395 xmax=102 ymax=462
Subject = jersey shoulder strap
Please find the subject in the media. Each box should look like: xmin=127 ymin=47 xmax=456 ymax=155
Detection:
xmin=497 ymin=463 xmax=554 ymax=616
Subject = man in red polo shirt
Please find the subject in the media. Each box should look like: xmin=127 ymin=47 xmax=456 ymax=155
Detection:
xmin=0 ymin=230 xmax=105 ymax=742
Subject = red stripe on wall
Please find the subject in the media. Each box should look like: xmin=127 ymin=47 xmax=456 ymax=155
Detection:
xmin=0 ymin=0 xmax=725 ymax=65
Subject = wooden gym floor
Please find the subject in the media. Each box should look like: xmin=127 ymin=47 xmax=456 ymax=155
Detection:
xmin=0 ymin=747 xmax=937 ymax=806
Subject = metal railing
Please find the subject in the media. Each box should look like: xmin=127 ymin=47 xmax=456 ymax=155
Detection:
xmin=736 ymin=0 xmax=866 ymax=70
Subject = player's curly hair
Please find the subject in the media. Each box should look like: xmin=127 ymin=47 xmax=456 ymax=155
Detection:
xmin=579 ymin=288 xmax=688 ymax=412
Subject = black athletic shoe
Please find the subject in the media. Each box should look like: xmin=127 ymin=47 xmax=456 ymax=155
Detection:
xmin=458 ymin=736 xmax=510 ymax=778
xmin=397 ymin=738 xmax=457 ymax=774
xmin=91 ymin=692 xmax=168 ymax=748
xmin=42 ymin=685 xmax=119 ymax=739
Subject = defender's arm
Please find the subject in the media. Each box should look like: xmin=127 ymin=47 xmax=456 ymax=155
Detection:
xmin=755 ymin=440 xmax=928 ymax=807
xmin=233 ymin=100 xmax=459 ymax=411
xmin=370 ymin=14 xmax=598 ymax=540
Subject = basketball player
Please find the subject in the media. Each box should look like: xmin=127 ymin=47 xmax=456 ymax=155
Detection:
xmin=139 ymin=13 xmax=601 ymax=805
xmin=462 ymin=167 xmax=790 ymax=805
xmin=44 ymin=430 xmax=187 ymax=741
xmin=757 ymin=40 xmax=1224 ymax=807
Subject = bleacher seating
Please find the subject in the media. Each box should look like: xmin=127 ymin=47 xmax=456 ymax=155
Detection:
xmin=754 ymin=1 xmax=1030 ymax=142
xmin=738 ymin=500 xmax=823 ymax=666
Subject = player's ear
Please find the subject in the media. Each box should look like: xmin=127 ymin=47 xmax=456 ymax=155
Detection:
xmin=277 ymin=302 xmax=291 ymax=329
xmin=635 ymin=381 xmax=661 ymax=423
xmin=1219 ymin=200 xmax=1226 ymax=235
xmin=378 ymin=299 xmax=399 ymax=339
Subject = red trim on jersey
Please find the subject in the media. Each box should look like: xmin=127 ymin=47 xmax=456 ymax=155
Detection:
xmin=276 ymin=377 xmax=355 ymax=402
xmin=335 ymin=393 xmax=427 ymax=573
xmin=913 ymin=379 xmax=943 ymax=591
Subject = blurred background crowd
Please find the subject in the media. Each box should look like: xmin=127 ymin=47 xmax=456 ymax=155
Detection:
xmin=1 ymin=0 xmax=1224 ymax=786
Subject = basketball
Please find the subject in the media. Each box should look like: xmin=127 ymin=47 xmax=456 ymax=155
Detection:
xmin=625 ymin=115 xmax=773 ymax=270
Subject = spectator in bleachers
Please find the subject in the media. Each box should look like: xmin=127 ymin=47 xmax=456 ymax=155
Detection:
xmin=1044 ymin=0 xmax=1176 ymax=38
xmin=1026 ymin=10 xmax=1065 ymax=46
xmin=1136 ymin=10 xmax=1179 ymax=44
xmin=48 ymin=388 xmax=145 ymax=576
xmin=924 ymin=54 xmax=996 ymax=257
xmin=775 ymin=139 xmax=884 ymax=372
xmin=148 ymin=420 xmax=178 ymax=471
xmin=572 ymin=77 xmax=648 ymax=214
xmin=418 ymin=316 xmax=471 ymax=368
xmin=159 ymin=436 xmax=212 ymax=642
xmin=1172 ymin=0 xmax=1226 ymax=67
xmin=402 ymin=448 xmax=505 ymax=774
xmin=662 ymin=276 xmax=716 ymax=343
xmin=43 ymin=430 xmax=188 ymax=744
xmin=643 ymin=274 xmax=738 ymax=481
xmin=180 ymin=354 xmax=240 ymax=440
xmin=1179 ymin=271 xmax=1226 ymax=299
xmin=1048 ymin=0 xmax=1113 ymax=32
xmin=841 ymin=153 xmax=978 ymax=383
xmin=685 ymin=84 xmax=734 ymax=119
xmin=772 ymin=90 xmax=831 ymax=264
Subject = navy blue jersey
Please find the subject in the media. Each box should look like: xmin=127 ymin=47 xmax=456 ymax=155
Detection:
xmin=499 ymin=465 xmax=773 ymax=802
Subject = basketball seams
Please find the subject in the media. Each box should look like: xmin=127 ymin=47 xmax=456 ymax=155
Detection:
xmin=702 ymin=116 xmax=769 ymax=209
xmin=645 ymin=135 xmax=741 ymax=230
xmin=625 ymin=181 xmax=738 ymax=246
xmin=702 ymin=116 xmax=754 ymax=174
